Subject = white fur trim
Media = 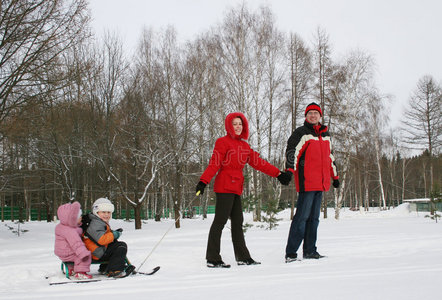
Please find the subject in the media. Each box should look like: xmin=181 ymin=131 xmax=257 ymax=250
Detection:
xmin=92 ymin=198 xmax=114 ymax=216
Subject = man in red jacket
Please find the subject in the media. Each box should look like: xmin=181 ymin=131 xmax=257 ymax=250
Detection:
xmin=196 ymin=112 xmax=291 ymax=268
xmin=284 ymin=102 xmax=339 ymax=262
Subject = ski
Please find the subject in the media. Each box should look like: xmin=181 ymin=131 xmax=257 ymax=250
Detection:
xmin=48 ymin=266 xmax=160 ymax=285
xmin=133 ymin=266 xmax=160 ymax=275
xmin=49 ymin=276 xmax=115 ymax=285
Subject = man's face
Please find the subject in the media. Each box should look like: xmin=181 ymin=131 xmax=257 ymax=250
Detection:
xmin=306 ymin=110 xmax=321 ymax=125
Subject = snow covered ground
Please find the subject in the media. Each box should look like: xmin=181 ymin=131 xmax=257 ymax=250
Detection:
xmin=1 ymin=204 xmax=441 ymax=300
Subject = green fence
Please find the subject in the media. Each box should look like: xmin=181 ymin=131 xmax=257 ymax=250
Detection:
xmin=116 ymin=206 xmax=216 ymax=219
xmin=1 ymin=207 xmax=40 ymax=221
xmin=1 ymin=206 xmax=216 ymax=221
xmin=409 ymin=202 xmax=442 ymax=212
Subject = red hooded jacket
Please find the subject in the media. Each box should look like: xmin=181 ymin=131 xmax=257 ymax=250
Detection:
xmin=200 ymin=112 xmax=280 ymax=195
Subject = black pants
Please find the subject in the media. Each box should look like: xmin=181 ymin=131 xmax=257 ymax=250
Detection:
xmin=98 ymin=241 xmax=127 ymax=272
xmin=206 ymin=193 xmax=251 ymax=262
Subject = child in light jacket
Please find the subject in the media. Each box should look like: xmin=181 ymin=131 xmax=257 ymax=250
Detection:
xmin=83 ymin=198 xmax=134 ymax=278
xmin=54 ymin=201 xmax=92 ymax=279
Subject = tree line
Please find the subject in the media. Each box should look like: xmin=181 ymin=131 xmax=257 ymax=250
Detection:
xmin=1 ymin=0 xmax=440 ymax=228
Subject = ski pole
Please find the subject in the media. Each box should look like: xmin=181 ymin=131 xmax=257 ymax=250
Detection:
xmin=136 ymin=190 xmax=202 ymax=272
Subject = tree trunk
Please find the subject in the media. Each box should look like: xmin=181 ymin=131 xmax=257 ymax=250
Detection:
xmin=155 ymin=186 xmax=162 ymax=222
xmin=174 ymin=164 xmax=182 ymax=228
xmin=374 ymin=139 xmax=386 ymax=210
xmin=1 ymin=193 xmax=4 ymax=222
xmin=252 ymin=168 xmax=260 ymax=221
xmin=11 ymin=191 xmax=14 ymax=222
xmin=323 ymin=198 xmax=328 ymax=218
xmin=422 ymin=162 xmax=427 ymax=198
xmin=290 ymin=186 xmax=296 ymax=220
xmin=134 ymin=204 xmax=142 ymax=229
xmin=334 ymin=153 xmax=349 ymax=219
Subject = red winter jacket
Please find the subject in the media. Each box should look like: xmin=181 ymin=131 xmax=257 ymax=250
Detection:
xmin=285 ymin=121 xmax=339 ymax=192
xmin=200 ymin=112 xmax=280 ymax=195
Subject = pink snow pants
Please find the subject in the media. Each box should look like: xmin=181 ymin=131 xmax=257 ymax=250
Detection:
xmin=59 ymin=253 xmax=91 ymax=273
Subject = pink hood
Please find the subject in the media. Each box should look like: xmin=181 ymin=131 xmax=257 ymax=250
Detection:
xmin=57 ymin=202 xmax=81 ymax=228
xmin=225 ymin=112 xmax=249 ymax=140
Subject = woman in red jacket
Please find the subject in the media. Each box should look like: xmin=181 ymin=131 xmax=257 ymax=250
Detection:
xmin=195 ymin=112 xmax=291 ymax=268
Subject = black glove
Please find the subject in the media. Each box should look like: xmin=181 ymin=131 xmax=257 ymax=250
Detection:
xmin=195 ymin=181 xmax=207 ymax=195
xmin=333 ymin=179 xmax=340 ymax=188
xmin=277 ymin=171 xmax=292 ymax=185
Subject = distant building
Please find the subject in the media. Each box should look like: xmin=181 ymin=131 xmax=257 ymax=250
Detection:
xmin=403 ymin=198 xmax=442 ymax=212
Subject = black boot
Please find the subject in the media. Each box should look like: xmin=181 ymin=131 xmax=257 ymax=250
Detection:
xmin=98 ymin=263 xmax=108 ymax=274
xmin=207 ymin=260 xmax=231 ymax=268
xmin=285 ymin=253 xmax=298 ymax=263
xmin=303 ymin=252 xmax=325 ymax=259
xmin=125 ymin=264 xmax=136 ymax=275
xmin=237 ymin=258 xmax=261 ymax=265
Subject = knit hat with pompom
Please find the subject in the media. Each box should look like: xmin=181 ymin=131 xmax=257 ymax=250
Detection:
xmin=304 ymin=102 xmax=322 ymax=117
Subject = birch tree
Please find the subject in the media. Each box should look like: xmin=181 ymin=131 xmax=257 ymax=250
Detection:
xmin=219 ymin=4 xmax=254 ymax=113
xmin=248 ymin=6 xmax=272 ymax=221
xmin=253 ymin=7 xmax=287 ymax=217
xmin=312 ymin=27 xmax=333 ymax=217
xmin=286 ymin=32 xmax=313 ymax=218
xmin=330 ymin=50 xmax=375 ymax=219
xmin=312 ymin=27 xmax=332 ymax=116
xmin=364 ymin=91 xmax=389 ymax=209
xmin=187 ymin=34 xmax=225 ymax=219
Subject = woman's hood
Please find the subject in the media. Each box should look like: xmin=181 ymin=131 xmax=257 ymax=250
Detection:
xmin=225 ymin=112 xmax=249 ymax=140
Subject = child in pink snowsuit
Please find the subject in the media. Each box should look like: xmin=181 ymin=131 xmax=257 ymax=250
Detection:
xmin=54 ymin=201 xmax=92 ymax=279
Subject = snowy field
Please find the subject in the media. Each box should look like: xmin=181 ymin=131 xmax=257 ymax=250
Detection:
xmin=1 ymin=204 xmax=441 ymax=300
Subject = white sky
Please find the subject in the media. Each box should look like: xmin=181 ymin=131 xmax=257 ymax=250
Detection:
xmin=89 ymin=0 xmax=442 ymax=128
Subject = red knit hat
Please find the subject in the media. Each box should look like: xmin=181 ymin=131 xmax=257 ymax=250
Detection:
xmin=305 ymin=102 xmax=322 ymax=116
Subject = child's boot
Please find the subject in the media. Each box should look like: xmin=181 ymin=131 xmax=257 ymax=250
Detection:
xmin=73 ymin=272 xmax=93 ymax=280
xmin=67 ymin=264 xmax=75 ymax=276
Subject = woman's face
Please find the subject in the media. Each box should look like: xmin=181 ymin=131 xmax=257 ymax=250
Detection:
xmin=232 ymin=117 xmax=243 ymax=136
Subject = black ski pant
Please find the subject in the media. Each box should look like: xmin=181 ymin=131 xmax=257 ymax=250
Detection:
xmin=206 ymin=193 xmax=251 ymax=262
xmin=97 ymin=241 xmax=127 ymax=272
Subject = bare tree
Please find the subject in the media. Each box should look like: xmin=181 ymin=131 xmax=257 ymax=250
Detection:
xmin=287 ymin=33 xmax=312 ymax=132
xmin=312 ymin=27 xmax=332 ymax=116
xmin=330 ymin=50 xmax=375 ymax=219
xmin=365 ymin=91 xmax=389 ymax=209
xmin=192 ymin=33 xmax=225 ymax=219
xmin=219 ymin=4 xmax=254 ymax=113
xmin=251 ymin=6 xmax=288 ymax=219
xmin=0 ymin=0 xmax=90 ymax=128
xmin=286 ymin=32 xmax=313 ymax=218
xmin=312 ymin=27 xmax=333 ymax=217
xmin=401 ymin=75 xmax=441 ymax=194
xmin=248 ymin=6 xmax=271 ymax=221
xmin=103 ymin=88 xmax=172 ymax=229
